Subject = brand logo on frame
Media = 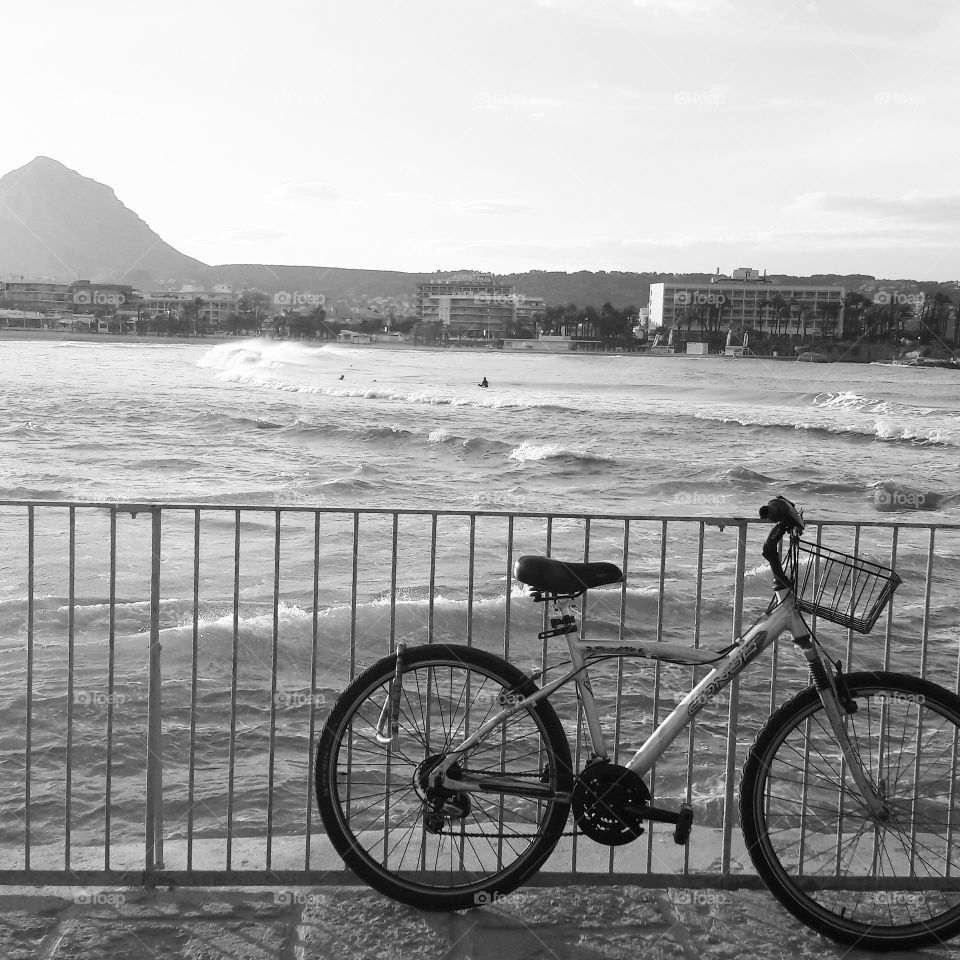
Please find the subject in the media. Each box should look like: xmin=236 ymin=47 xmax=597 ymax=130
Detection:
xmin=686 ymin=632 xmax=767 ymax=717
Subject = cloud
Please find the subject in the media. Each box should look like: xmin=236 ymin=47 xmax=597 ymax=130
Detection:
xmin=474 ymin=92 xmax=564 ymax=115
xmin=267 ymin=181 xmax=343 ymax=204
xmin=447 ymin=200 xmax=532 ymax=216
xmin=790 ymin=191 xmax=960 ymax=225
xmin=186 ymin=226 xmax=285 ymax=245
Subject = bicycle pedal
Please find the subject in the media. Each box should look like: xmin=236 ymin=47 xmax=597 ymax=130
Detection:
xmin=674 ymin=803 xmax=693 ymax=845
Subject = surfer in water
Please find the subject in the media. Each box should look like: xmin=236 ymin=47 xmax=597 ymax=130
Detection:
xmin=479 ymin=377 xmax=489 ymax=388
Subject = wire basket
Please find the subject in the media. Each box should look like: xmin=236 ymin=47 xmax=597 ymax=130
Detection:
xmin=787 ymin=539 xmax=902 ymax=634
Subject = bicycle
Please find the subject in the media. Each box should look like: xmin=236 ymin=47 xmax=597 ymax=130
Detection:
xmin=315 ymin=497 xmax=960 ymax=951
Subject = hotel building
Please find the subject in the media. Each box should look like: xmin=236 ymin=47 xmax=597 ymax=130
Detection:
xmin=416 ymin=273 xmax=543 ymax=339
xmin=648 ymin=268 xmax=846 ymax=336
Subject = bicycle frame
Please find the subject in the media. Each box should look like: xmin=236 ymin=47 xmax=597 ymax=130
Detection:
xmin=437 ymin=586 xmax=887 ymax=815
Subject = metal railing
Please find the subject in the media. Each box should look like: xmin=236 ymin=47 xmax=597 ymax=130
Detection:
xmin=0 ymin=499 xmax=957 ymax=887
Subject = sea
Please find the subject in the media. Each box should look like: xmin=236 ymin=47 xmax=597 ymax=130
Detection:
xmin=0 ymin=338 xmax=958 ymax=863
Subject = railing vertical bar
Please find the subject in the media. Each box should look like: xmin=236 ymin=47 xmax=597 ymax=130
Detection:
xmin=948 ymin=625 xmax=960 ymax=877
xmin=882 ymin=526 xmax=899 ymax=670
xmin=65 ymin=506 xmax=75 ymax=871
xmin=581 ymin=518 xmax=591 ymax=626
xmin=145 ymin=507 xmax=164 ymax=882
xmin=608 ymin=519 xmax=630 ymax=874
xmin=646 ymin=519 xmax=667 ymax=873
xmin=389 ymin=514 xmax=399 ymax=653
xmin=466 ymin=515 xmax=476 ymax=648
xmin=225 ymin=510 xmax=241 ymax=869
xmin=427 ymin=513 xmax=438 ymax=643
xmin=104 ymin=507 xmax=117 ymax=871
xmin=683 ymin=521 xmax=706 ymax=875
xmin=833 ymin=524 xmax=861 ymax=877
xmin=919 ymin=528 xmax=935 ymax=679
xmin=305 ymin=511 xmax=322 ymax=870
xmin=266 ymin=509 xmax=282 ymax=870
xmin=541 ymin=516 xmax=553 ymax=663
xmin=720 ymin=520 xmax=748 ymax=876
xmin=187 ymin=508 xmax=201 ymax=873
xmin=24 ymin=506 xmax=34 ymax=872
xmin=503 ymin=515 xmax=514 ymax=660
xmin=350 ymin=513 xmax=360 ymax=661
xmin=844 ymin=526 xmax=861 ymax=672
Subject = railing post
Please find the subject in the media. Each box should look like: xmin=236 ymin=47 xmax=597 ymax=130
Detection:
xmin=721 ymin=520 xmax=748 ymax=875
xmin=145 ymin=507 xmax=164 ymax=883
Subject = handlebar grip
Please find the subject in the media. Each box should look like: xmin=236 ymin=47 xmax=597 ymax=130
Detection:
xmin=760 ymin=497 xmax=804 ymax=589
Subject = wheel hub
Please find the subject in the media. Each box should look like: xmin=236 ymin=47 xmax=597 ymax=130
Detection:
xmin=414 ymin=754 xmax=471 ymax=834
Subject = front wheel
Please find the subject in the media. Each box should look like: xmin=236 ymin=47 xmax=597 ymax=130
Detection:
xmin=740 ymin=671 xmax=960 ymax=951
xmin=315 ymin=644 xmax=573 ymax=910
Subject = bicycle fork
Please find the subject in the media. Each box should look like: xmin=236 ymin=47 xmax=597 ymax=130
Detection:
xmin=794 ymin=636 xmax=889 ymax=820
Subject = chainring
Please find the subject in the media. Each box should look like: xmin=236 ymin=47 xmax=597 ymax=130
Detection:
xmin=572 ymin=761 xmax=651 ymax=846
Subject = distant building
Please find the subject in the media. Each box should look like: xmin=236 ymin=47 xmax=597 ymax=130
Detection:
xmin=648 ymin=268 xmax=846 ymax=336
xmin=0 ymin=276 xmax=72 ymax=318
xmin=416 ymin=273 xmax=543 ymax=340
xmin=143 ymin=283 xmax=240 ymax=330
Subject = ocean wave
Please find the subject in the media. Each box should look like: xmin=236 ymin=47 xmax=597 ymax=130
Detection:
xmin=694 ymin=411 xmax=954 ymax=446
xmin=508 ymin=441 xmax=615 ymax=465
xmin=871 ymin=480 xmax=954 ymax=512
xmin=711 ymin=466 xmax=776 ymax=484
xmin=0 ymin=420 xmax=52 ymax=437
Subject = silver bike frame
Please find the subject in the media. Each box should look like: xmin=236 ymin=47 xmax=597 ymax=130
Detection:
xmin=439 ymin=586 xmax=887 ymax=814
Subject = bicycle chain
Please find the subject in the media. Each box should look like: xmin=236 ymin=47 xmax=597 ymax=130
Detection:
xmin=432 ymin=769 xmax=577 ymax=838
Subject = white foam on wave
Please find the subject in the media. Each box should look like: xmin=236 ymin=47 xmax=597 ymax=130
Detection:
xmin=508 ymin=440 xmax=614 ymax=464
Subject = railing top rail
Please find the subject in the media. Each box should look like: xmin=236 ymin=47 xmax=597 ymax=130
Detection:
xmin=0 ymin=499 xmax=958 ymax=531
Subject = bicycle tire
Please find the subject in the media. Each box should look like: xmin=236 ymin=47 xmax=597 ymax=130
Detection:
xmin=315 ymin=644 xmax=573 ymax=910
xmin=740 ymin=670 xmax=960 ymax=951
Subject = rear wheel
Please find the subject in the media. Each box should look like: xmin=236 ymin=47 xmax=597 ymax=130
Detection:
xmin=315 ymin=644 xmax=572 ymax=910
xmin=741 ymin=671 xmax=960 ymax=951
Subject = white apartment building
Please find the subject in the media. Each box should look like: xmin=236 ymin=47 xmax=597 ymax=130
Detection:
xmin=648 ymin=268 xmax=846 ymax=336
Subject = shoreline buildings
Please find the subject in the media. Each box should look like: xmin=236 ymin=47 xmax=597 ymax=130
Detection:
xmin=648 ymin=268 xmax=846 ymax=337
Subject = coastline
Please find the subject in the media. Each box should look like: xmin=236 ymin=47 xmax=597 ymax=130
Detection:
xmin=0 ymin=329 xmax=240 ymax=346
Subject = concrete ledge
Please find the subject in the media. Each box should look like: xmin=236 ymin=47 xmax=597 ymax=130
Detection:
xmin=1 ymin=886 xmax=954 ymax=960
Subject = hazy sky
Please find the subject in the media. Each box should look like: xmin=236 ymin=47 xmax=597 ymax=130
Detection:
xmin=4 ymin=0 xmax=958 ymax=279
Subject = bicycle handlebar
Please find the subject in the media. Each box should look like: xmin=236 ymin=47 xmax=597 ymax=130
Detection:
xmin=760 ymin=496 xmax=804 ymax=589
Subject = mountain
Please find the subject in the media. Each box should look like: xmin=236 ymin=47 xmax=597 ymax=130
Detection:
xmin=0 ymin=156 xmax=207 ymax=284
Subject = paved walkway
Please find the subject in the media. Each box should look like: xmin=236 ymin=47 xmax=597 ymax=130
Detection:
xmin=4 ymin=886 xmax=959 ymax=960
